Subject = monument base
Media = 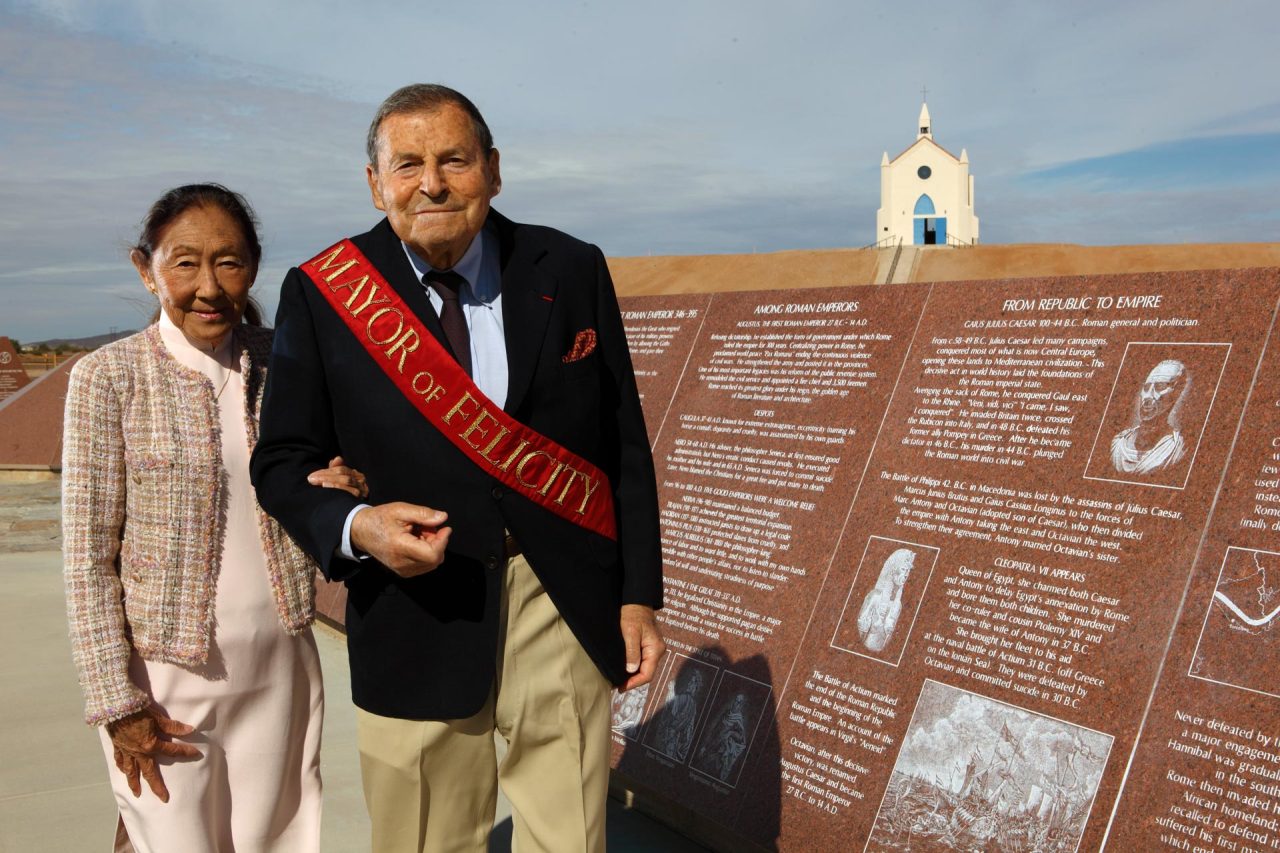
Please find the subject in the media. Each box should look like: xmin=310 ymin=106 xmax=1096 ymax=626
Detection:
xmin=609 ymin=772 xmax=770 ymax=853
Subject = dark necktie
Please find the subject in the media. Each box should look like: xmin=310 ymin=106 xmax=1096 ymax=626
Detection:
xmin=424 ymin=270 xmax=472 ymax=376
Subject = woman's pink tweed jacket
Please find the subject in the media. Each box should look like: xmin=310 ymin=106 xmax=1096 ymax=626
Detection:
xmin=62 ymin=323 xmax=316 ymax=726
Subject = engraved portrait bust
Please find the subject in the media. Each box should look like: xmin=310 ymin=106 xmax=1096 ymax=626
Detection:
xmin=1110 ymin=359 xmax=1189 ymax=475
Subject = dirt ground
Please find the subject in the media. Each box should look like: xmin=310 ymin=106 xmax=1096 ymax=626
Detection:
xmin=607 ymin=242 xmax=1280 ymax=296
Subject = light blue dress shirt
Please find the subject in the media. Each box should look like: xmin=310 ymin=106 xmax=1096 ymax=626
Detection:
xmin=339 ymin=226 xmax=507 ymax=561
xmin=400 ymin=225 xmax=508 ymax=407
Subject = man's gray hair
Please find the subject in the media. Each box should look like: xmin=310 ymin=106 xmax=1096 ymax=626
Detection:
xmin=366 ymin=84 xmax=494 ymax=167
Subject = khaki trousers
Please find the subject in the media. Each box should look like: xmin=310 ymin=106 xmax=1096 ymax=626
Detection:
xmin=356 ymin=553 xmax=612 ymax=853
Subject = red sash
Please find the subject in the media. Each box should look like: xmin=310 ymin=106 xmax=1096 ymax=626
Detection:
xmin=301 ymin=240 xmax=617 ymax=540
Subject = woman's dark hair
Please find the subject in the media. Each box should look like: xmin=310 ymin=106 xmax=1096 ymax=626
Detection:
xmin=134 ymin=183 xmax=265 ymax=326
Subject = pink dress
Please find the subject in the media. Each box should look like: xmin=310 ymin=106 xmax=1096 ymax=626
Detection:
xmin=98 ymin=315 xmax=323 ymax=852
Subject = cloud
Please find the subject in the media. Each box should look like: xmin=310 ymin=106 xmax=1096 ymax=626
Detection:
xmin=0 ymin=12 xmax=374 ymax=338
xmin=3 ymin=1 xmax=1280 ymax=338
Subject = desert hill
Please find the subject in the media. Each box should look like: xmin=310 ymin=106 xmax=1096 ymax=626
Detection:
xmin=607 ymin=242 xmax=1280 ymax=296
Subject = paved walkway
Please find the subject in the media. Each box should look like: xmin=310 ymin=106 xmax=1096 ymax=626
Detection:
xmin=0 ymin=478 xmax=702 ymax=852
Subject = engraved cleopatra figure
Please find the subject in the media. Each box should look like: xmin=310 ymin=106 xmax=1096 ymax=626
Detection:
xmin=856 ymin=547 xmax=915 ymax=653
xmin=251 ymin=84 xmax=665 ymax=853
xmin=1110 ymin=359 xmax=1190 ymax=475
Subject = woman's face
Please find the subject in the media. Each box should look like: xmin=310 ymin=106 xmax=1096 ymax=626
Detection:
xmin=133 ymin=205 xmax=255 ymax=348
xmin=893 ymin=555 xmax=914 ymax=585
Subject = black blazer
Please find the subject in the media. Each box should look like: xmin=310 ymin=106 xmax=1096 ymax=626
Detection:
xmin=251 ymin=211 xmax=662 ymax=719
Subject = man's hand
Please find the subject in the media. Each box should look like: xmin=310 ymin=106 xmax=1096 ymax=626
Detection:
xmin=351 ymin=502 xmax=451 ymax=577
xmin=619 ymin=604 xmax=665 ymax=691
xmin=105 ymin=707 xmax=201 ymax=803
xmin=306 ymin=456 xmax=369 ymax=498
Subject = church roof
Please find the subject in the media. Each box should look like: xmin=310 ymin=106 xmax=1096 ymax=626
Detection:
xmin=887 ymin=135 xmax=962 ymax=166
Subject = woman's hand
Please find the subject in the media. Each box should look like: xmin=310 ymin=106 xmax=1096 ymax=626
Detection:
xmin=105 ymin=707 xmax=201 ymax=802
xmin=307 ymin=456 xmax=369 ymax=498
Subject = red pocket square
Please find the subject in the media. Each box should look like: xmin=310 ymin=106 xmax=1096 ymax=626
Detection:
xmin=563 ymin=329 xmax=597 ymax=363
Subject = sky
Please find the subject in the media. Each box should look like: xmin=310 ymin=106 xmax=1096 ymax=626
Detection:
xmin=2 ymin=0 xmax=1278 ymax=341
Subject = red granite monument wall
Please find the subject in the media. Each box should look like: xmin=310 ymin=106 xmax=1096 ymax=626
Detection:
xmin=608 ymin=268 xmax=1280 ymax=852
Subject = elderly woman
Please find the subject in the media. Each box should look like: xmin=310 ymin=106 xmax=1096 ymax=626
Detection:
xmin=63 ymin=184 xmax=365 ymax=851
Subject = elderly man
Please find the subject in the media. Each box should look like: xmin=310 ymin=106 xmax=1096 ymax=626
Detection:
xmin=251 ymin=84 xmax=665 ymax=852
xmin=1110 ymin=358 xmax=1190 ymax=475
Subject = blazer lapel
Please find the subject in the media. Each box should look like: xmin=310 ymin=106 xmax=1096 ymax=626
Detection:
xmin=361 ymin=214 xmax=555 ymax=414
xmin=361 ymin=218 xmax=451 ymax=353
xmin=494 ymin=211 xmax=556 ymax=414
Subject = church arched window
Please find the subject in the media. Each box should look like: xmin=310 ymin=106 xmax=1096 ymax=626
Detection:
xmin=914 ymin=194 xmax=936 ymax=216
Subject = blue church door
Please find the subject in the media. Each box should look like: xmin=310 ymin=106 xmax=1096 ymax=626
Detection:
xmin=913 ymin=217 xmax=947 ymax=245
xmin=912 ymin=195 xmax=946 ymax=245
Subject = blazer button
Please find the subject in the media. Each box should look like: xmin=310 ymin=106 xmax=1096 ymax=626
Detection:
xmin=485 ymin=555 xmax=500 ymax=570
xmin=491 ymin=486 xmax=504 ymax=500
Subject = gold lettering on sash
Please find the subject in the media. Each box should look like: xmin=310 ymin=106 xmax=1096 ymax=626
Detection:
xmin=366 ymin=307 xmax=404 ymax=346
xmin=443 ymin=391 xmax=480 ymax=426
xmin=349 ymin=282 xmax=391 ymax=317
xmin=499 ymin=439 xmax=530 ymax=472
xmin=575 ymin=473 xmax=599 ymax=514
xmin=553 ymin=467 xmax=581 ymax=505
xmin=303 ymin=239 xmax=616 ymax=538
xmin=324 ymin=262 xmax=358 ymax=281
xmin=460 ymin=408 xmax=500 ymax=450
xmin=411 ymin=370 xmax=437 ymax=396
xmin=329 ymin=275 xmax=371 ymax=307
xmin=478 ymin=426 xmax=512 ymax=466
xmin=538 ymin=462 xmax=567 ymax=497
xmin=385 ymin=328 xmax=420 ymax=374
xmin=314 ymin=245 xmax=357 ymax=281
xmin=514 ymin=450 xmax=555 ymax=490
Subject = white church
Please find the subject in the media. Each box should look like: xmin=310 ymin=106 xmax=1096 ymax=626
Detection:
xmin=876 ymin=102 xmax=979 ymax=247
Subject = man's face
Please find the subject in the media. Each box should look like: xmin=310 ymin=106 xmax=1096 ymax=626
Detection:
xmin=366 ymin=104 xmax=501 ymax=269
xmin=1138 ymin=360 xmax=1185 ymax=424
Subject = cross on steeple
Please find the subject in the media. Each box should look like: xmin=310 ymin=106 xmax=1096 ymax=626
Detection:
xmin=921 ymin=85 xmax=928 ymax=102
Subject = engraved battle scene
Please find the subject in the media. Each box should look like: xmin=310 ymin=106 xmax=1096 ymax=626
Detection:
xmin=865 ymin=680 xmax=1112 ymax=852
